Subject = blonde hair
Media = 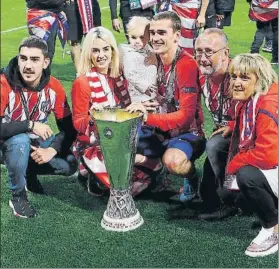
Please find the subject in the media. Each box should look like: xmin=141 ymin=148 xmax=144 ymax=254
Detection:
xmin=229 ymin=53 xmax=278 ymax=95
xmin=127 ymin=16 xmax=150 ymax=36
xmin=78 ymin=26 xmax=120 ymax=77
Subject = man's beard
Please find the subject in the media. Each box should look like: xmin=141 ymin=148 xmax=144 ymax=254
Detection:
xmin=200 ymin=58 xmax=223 ymax=76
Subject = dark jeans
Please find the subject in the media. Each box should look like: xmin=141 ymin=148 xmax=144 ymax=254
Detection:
xmin=46 ymin=22 xmax=59 ymax=61
xmin=200 ymin=133 xmax=231 ymax=208
xmin=0 ymin=134 xmax=77 ymax=195
xmin=251 ymin=18 xmax=278 ymax=62
xmin=236 ymin=165 xmax=278 ymax=228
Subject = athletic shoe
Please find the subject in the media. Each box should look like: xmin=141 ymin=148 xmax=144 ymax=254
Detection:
xmin=178 ymin=166 xmax=198 ymax=202
xmin=9 ymin=190 xmax=36 ymax=218
xmin=179 ymin=178 xmax=196 ymax=202
xmin=245 ymin=227 xmax=278 ymax=257
xmin=262 ymin=45 xmax=273 ymax=53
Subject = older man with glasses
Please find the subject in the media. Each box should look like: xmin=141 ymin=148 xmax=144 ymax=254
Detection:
xmin=194 ymin=28 xmax=240 ymax=221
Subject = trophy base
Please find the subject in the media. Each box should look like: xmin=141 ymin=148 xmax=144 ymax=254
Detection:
xmin=101 ymin=210 xmax=144 ymax=232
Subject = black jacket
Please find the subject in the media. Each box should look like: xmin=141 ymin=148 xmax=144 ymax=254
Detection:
xmin=26 ymin=0 xmax=65 ymax=13
xmin=0 ymin=57 xmax=77 ymax=155
xmin=206 ymin=0 xmax=235 ymax=16
xmin=109 ymin=0 xmax=153 ymax=20
xmin=206 ymin=0 xmax=226 ymax=17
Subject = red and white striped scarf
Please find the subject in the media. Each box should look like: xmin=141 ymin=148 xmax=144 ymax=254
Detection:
xmin=73 ymin=68 xmax=131 ymax=187
xmin=77 ymin=0 xmax=94 ymax=34
xmin=27 ymin=8 xmax=68 ymax=49
xmin=249 ymin=0 xmax=278 ymax=22
xmin=86 ymin=68 xmax=131 ymax=108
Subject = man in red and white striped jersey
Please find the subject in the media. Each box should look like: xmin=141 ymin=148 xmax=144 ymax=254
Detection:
xmin=0 ymin=36 xmax=77 ymax=218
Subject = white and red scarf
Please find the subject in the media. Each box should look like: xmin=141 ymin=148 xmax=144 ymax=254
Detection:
xmin=77 ymin=0 xmax=94 ymax=34
xmin=249 ymin=0 xmax=278 ymax=22
xmin=27 ymin=8 xmax=68 ymax=49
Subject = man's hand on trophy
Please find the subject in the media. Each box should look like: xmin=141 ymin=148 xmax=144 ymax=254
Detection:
xmin=126 ymin=103 xmax=148 ymax=122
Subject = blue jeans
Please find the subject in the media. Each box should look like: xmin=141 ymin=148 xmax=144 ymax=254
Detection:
xmin=0 ymin=134 xmax=77 ymax=194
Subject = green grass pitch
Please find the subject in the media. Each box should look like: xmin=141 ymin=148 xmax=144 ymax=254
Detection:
xmin=0 ymin=0 xmax=277 ymax=267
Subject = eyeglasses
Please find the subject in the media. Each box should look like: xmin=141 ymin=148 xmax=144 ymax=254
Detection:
xmin=195 ymin=47 xmax=227 ymax=58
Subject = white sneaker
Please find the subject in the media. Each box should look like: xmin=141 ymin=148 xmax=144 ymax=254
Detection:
xmin=245 ymin=227 xmax=278 ymax=257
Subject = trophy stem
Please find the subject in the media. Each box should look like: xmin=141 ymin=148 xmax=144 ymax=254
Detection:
xmin=101 ymin=188 xmax=144 ymax=232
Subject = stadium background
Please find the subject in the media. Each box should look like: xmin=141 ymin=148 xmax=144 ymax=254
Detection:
xmin=0 ymin=0 xmax=277 ymax=267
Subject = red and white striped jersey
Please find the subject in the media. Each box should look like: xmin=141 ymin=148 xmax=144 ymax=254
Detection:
xmin=0 ymin=75 xmax=71 ymax=124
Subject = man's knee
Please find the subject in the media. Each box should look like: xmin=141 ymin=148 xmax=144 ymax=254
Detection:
xmin=162 ymin=148 xmax=189 ymax=175
xmin=2 ymin=134 xmax=30 ymax=176
xmin=5 ymin=133 xmax=30 ymax=146
xmin=66 ymin=155 xmax=78 ymax=176
xmin=2 ymin=134 xmax=30 ymax=160
xmin=236 ymin=166 xmax=255 ymax=190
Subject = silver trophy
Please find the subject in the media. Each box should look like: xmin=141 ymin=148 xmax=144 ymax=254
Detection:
xmin=92 ymin=108 xmax=144 ymax=232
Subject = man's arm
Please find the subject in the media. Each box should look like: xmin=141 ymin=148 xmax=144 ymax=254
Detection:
xmin=0 ymin=120 xmax=29 ymax=140
xmin=0 ymin=78 xmax=30 ymax=140
xmin=109 ymin=0 xmax=118 ymax=20
xmin=51 ymin=114 xmax=77 ymax=155
xmin=197 ymin=0 xmax=209 ymax=27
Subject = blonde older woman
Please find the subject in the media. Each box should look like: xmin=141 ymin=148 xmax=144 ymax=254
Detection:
xmin=71 ymin=27 xmax=131 ymax=195
xmin=214 ymin=54 xmax=278 ymax=257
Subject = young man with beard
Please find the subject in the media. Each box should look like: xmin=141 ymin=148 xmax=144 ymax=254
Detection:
xmin=0 ymin=36 xmax=77 ymax=218
xmin=126 ymin=11 xmax=206 ymax=201
xmin=194 ymin=28 xmax=240 ymax=220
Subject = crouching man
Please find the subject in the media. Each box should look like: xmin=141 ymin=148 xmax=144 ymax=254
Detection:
xmin=0 ymin=36 xmax=77 ymax=218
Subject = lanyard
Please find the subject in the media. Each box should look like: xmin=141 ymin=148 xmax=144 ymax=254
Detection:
xmin=206 ymin=79 xmax=225 ymax=125
xmin=158 ymin=48 xmax=180 ymax=90
xmin=17 ymin=87 xmax=43 ymax=120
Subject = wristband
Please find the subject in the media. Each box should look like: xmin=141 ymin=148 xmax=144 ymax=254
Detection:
xmin=28 ymin=120 xmax=35 ymax=132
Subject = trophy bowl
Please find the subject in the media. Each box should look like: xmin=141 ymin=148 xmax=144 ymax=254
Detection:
xmin=92 ymin=108 xmax=144 ymax=232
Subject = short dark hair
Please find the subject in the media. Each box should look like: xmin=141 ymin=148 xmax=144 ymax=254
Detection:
xmin=152 ymin=11 xmax=181 ymax=32
xmin=18 ymin=36 xmax=49 ymax=57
